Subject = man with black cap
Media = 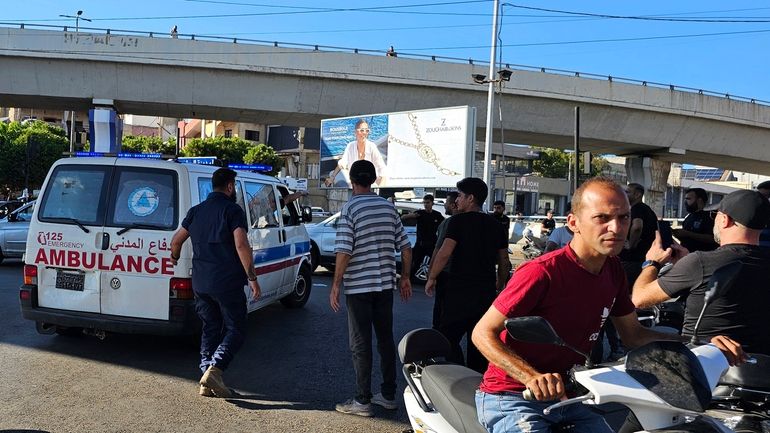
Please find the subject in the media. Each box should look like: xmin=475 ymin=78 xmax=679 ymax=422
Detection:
xmin=330 ymin=159 xmax=413 ymax=417
xmin=632 ymin=189 xmax=770 ymax=355
xmin=757 ymin=180 xmax=770 ymax=248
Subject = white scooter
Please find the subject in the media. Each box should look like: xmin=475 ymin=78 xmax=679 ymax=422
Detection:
xmin=398 ymin=262 xmax=744 ymax=433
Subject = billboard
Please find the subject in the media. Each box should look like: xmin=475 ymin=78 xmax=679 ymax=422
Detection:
xmin=320 ymin=106 xmax=476 ymax=188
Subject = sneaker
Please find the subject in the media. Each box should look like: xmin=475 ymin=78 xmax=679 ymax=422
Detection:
xmin=200 ymin=366 xmax=232 ymax=398
xmin=335 ymin=399 xmax=373 ymax=417
xmin=371 ymin=393 xmax=398 ymax=410
xmin=199 ymin=385 xmax=215 ymax=397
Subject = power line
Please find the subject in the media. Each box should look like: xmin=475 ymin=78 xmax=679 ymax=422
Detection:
xmin=505 ymin=4 xmax=770 ymax=23
xmin=400 ymin=28 xmax=770 ymax=51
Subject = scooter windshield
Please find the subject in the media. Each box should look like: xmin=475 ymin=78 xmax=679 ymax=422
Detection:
xmin=624 ymin=341 xmax=712 ymax=412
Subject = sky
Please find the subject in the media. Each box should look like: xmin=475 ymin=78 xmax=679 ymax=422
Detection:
xmin=3 ymin=0 xmax=770 ymax=102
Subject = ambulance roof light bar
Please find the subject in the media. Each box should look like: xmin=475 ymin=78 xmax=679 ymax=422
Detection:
xmin=72 ymin=151 xmax=163 ymax=159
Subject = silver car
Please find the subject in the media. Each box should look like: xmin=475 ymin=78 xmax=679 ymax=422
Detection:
xmin=0 ymin=201 xmax=35 ymax=264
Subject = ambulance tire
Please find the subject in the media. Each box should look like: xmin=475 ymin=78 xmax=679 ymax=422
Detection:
xmin=281 ymin=263 xmax=312 ymax=309
xmin=310 ymin=242 xmax=320 ymax=273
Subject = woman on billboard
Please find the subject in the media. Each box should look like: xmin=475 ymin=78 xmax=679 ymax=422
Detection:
xmin=324 ymin=119 xmax=387 ymax=187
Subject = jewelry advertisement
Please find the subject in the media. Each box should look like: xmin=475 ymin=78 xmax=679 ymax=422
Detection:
xmin=320 ymin=106 xmax=475 ymax=189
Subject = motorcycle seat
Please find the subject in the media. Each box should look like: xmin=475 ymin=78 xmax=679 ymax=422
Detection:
xmin=421 ymin=364 xmax=487 ymax=433
xmin=718 ymin=353 xmax=770 ymax=391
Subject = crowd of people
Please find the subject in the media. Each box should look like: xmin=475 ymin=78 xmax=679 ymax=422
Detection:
xmin=175 ymin=162 xmax=768 ymax=432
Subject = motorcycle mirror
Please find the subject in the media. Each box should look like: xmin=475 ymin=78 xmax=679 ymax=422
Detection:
xmin=505 ymin=316 xmax=594 ymax=367
xmin=505 ymin=316 xmax=565 ymax=346
xmin=691 ymin=261 xmax=743 ymax=345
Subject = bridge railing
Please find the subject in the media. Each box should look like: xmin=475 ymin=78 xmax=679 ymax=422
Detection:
xmin=1 ymin=21 xmax=768 ymax=107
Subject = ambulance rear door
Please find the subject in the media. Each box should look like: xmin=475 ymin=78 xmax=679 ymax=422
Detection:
xmin=98 ymin=163 xmax=179 ymax=320
xmin=33 ymin=161 xmax=114 ymax=314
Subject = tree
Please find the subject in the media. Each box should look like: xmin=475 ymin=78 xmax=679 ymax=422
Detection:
xmin=0 ymin=121 xmax=68 ymax=193
xmin=180 ymin=137 xmax=283 ymax=176
xmin=243 ymin=143 xmax=283 ymax=176
xmin=120 ymin=135 xmax=177 ymax=155
xmin=531 ymin=147 xmax=608 ymax=178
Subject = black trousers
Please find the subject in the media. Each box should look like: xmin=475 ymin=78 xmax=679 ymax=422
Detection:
xmin=345 ymin=290 xmax=397 ymax=404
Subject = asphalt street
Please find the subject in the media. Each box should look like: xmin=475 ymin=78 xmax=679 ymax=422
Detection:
xmin=0 ymin=260 xmax=435 ymax=433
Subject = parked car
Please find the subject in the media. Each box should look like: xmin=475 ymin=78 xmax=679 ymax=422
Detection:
xmin=310 ymin=206 xmax=332 ymax=218
xmin=0 ymin=200 xmax=35 ymax=264
xmin=306 ymin=211 xmax=418 ymax=273
xmin=0 ymin=200 xmax=26 ymax=219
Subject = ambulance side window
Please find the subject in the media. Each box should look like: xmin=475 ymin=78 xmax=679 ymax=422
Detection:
xmin=243 ymin=181 xmax=279 ymax=229
xmin=38 ymin=165 xmax=110 ymax=225
xmin=107 ymin=168 xmax=178 ymax=230
xmin=277 ymin=185 xmax=301 ymax=226
xmin=196 ymin=178 xmax=246 ymax=213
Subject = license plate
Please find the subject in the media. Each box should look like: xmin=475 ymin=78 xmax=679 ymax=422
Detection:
xmin=55 ymin=270 xmax=85 ymax=292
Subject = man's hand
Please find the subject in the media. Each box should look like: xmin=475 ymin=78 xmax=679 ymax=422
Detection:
xmin=524 ymin=373 xmax=565 ymax=401
xmin=248 ymin=279 xmax=261 ymax=301
xmin=400 ymin=276 xmax=412 ymax=302
xmin=710 ymin=335 xmax=747 ymax=366
xmin=646 ymin=231 xmax=689 ymax=264
xmin=330 ymin=283 xmax=342 ymax=312
xmin=425 ymin=278 xmax=437 ymax=297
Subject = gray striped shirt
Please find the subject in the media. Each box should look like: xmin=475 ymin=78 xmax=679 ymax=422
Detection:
xmin=335 ymin=193 xmax=410 ymax=295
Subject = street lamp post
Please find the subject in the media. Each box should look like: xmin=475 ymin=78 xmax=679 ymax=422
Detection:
xmin=481 ymin=0 xmax=501 ymax=211
xmin=59 ymin=10 xmax=91 ymax=33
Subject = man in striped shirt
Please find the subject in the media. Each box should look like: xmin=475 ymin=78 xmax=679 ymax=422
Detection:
xmin=330 ymin=159 xmax=413 ymax=417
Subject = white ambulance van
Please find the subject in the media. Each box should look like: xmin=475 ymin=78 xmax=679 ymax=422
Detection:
xmin=19 ymin=155 xmax=313 ymax=336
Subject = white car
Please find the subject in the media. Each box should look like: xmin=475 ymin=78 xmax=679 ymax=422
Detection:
xmin=310 ymin=206 xmax=331 ymax=218
xmin=306 ymin=212 xmax=418 ymax=273
xmin=0 ymin=201 xmax=35 ymax=264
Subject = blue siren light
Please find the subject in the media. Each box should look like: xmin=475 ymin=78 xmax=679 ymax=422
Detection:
xmin=228 ymin=163 xmax=273 ymax=172
xmin=178 ymin=157 xmax=218 ymax=165
xmin=74 ymin=152 xmax=162 ymax=159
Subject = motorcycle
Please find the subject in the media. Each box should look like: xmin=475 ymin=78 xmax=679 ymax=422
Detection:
xmin=398 ymin=261 xmax=745 ymax=433
xmin=521 ymin=232 xmax=544 ymax=260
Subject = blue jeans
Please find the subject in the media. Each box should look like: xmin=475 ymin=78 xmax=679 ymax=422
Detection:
xmin=476 ymin=391 xmax=613 ymax=433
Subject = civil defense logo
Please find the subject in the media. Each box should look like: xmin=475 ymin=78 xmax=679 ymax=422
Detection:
xmin=128 ymin=187 xmax=159 ymax=217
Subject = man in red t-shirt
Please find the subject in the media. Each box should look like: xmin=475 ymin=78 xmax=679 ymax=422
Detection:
xmin=471 ymin=177 xmax=745 ymax=433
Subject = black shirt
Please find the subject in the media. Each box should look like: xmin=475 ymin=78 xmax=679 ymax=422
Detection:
xmin=620 ymin=202 xmax=658 ymax=262
xmin=491 ymin=213 xmax=511 ymax=239
xmin=541 ymin=217 xmax=556 ymax=236
xmin=680 ymin=210 xmax=717 ymax=252
xmin=414 ymin=209 xmax=444 ymax=248
xmin=182 ymin=192 xmax=248 ymax=293
xmin=658 ymin=244 xmax=770 ymax=355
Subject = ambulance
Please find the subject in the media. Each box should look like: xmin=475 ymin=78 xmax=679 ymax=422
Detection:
xmin=19 ymin=154 xmax=313 ymax=337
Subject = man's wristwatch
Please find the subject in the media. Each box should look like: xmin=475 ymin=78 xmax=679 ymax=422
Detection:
xmin=248 ymin=275 xmax=258 ymax=282
xmin=641 ymin=260 xmax=662 ymax=271
xmin=170 ymin=253 xmax=179 ymax=261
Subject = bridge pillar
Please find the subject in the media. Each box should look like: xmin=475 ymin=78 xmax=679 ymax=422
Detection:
xmin=88 ymin=105 xmax=123 ymax=153
xmin=624 ymin=156 xmax=671 ymax=216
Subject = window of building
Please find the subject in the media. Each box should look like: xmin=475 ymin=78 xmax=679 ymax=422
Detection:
xmin=224 ymin=129 xmax=233 ymax=138
xmin=245 ymin=130 xmax=260 ymax=142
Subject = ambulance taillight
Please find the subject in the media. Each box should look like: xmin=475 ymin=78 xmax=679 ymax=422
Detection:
xmin=170 ymin=278 xmax=193 ymax=299
xmin=23 ymin=265 xmax=38 ymax=286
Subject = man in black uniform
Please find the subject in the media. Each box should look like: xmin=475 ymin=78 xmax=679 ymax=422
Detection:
xmin=673 ymin=188 xmax=717 ymax=252
xmin=633 ymin=190 xmax=770 ymax=355
xmin=170 ymin=168 xmax=261 ymax=398
xmin=401 ymin=194 xmax=444 ymax=281
xmin=426 ymin=178 xmax=509 ymax=372
xmin=620 ymin=183 xmax=659 ymax=286
xmin=490 ymin=200 xmax=511 ymax=239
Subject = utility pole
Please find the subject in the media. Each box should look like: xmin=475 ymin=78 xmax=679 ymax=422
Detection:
xmin=482 ymin=0 xmax=500 ymax=210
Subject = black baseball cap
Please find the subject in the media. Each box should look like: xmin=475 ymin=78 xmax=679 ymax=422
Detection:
xmin=757 ymin=180 xmax=770 ymax=190
xmin=349 ymin=160 xmax=377 ymax=186
xmin=705 ymin=190 xmax=770 ymax=230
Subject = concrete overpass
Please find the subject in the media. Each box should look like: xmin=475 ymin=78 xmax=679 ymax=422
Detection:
xmin=1 ymin=26 xmax=769 ymax=174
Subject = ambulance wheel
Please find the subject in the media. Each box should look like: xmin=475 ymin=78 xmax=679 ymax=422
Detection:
xmin=310 ymin=242 xmax=320 ymax=273
xmin=281 ymin=263 xmax=311 ymax=308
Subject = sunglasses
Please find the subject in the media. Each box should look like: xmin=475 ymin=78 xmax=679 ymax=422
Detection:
xmin=357 ymin=128 xmax=370 ymax=133
xmin=709 ymin=210 xmax=720 ymax=220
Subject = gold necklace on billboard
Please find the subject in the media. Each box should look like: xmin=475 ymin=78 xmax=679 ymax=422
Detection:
xmin=387 ymin=113 xmax=460 ymax=176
